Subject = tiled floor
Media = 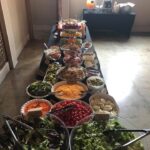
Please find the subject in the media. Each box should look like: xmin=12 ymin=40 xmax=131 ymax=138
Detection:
xmin=0 ymin=35 xmax=150 ymax=149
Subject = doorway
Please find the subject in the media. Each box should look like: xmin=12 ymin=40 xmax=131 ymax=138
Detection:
xmin=26 ymin=0 xmax=58 ymax=40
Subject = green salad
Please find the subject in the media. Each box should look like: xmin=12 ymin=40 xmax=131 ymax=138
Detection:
xmin=44 ymin=63 xmax=61 ymax=85
xmin=0 ymin=117 xmax=69 ymax=150
xmin=27 ymin=81 xmax=51 ymax=97
xmin=71 ymin=119 xmax=144 ymax=150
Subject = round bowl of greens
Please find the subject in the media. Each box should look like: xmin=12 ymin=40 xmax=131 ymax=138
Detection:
xmin=70 ymin=115 xmax=145 ymax=150
xmin=0 ymin=114 xmax=70 ymax=150
xmin=26 ymin=81 xmax=51 ymax=98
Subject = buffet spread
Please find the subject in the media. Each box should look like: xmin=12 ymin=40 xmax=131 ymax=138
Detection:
xmin=0 ymin=19 xmax=146 ymax=150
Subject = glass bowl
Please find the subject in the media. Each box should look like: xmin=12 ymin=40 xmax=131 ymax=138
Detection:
xmin=70 ymin=115 xmax=147 ymax=150
xmin=51 ymin=100 xmax=93 ymax=128
xmin=26 ymin=81 xmax=51 ymax=99
xmin=0 ymin=114 xmax=70 ymax=150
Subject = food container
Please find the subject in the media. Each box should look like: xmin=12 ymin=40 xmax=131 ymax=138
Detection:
xmin=83 ymin=50 xmax=95 ymax=60
xmin=0 ymin=114 xmax=70 ymax=150
xmin=82 ymin=41 xmax=92 ymax=50
xmin=51 ymin=81 xmax=88 ymax=100
xmin=89 ymin=93 xmax=119 ymax=117
xmin=63 ymin=57 xmax=83 ymax=67
xmin=63 ymin=49 xmax=82 ymax=57
xmin=86 ymin=76 xmax=105 ymax=92
xmin=56 ymin=66 xmax=87 ymax=82
xmin=21 ymin=99 xmax=53 ymax=118
xmin=63 ymin=50 xmax=83 ymax=67
xmin=60 ymin=31 xmax=82 ymax=38
xmin=86 ymin=69 xmax=101 ymax=77
xmin=70 ymin=115 xmax=145 ymax=150
xmin=43 ymin=63 xmax=61 ymax=85
xmin=51 ymin=100 xmax=93 ymax=128
xmin=44 ymin=46 xmax=61 ymax=61
xmin=46 ymin=114 xmax=70 ymax=150
xmin=26 ymin=81 xmax=51 ymax=98
xmin=59 ymin=38 xmax=82 ymax=47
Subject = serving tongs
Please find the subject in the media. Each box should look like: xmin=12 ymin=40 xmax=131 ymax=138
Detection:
xmin=104 ymin=128 xmax=150 ymax=150
xmin=44 ymin=43 xmax=49 ymax=49
xmin=2 ymin=114 xmax=33 ymax=130
xmin=5 ymin=120 xmax=24 ymax=150
xmin=48 ymin=104 xmax=76 ymax=115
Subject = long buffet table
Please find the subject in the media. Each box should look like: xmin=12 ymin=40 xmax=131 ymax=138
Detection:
xmin=38 ymin=26 xmax=103 ymax=76
xmin=0 ymin=23 xmax=146 ymax=150
xmin=37 ymin=25 xmax=108 ymax=104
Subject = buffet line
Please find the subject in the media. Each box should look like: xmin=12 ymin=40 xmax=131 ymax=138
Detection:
xmin=0 ymin=19 xmax=145 ymax=150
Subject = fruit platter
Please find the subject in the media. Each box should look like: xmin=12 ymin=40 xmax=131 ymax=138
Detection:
xmin=0 ymin=19 xmax=148 ymax=150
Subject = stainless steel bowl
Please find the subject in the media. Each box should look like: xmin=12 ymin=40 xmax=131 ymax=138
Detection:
xmin=51 ymin=81 xmax=88 ymax=101
xmin=26 ymin=81 xmax=51 ymax=99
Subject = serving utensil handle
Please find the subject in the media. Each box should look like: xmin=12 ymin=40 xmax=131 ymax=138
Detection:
xmin=2 ymin=115 xmax=33 ymax=130
xmin=114 ymin=129 xmax=150 ymax=150
xmin=5 ymin=120 xmax=24 ymax=150
xmin=48 ymin=105 xmax=75 ymax=114
xmin=44 ymin=43 xmax=49 ymax=49
xmin=5 ymin=120 xmax=18 ymax=142
xmin=110 ymin=128 xmax=150 ymax=133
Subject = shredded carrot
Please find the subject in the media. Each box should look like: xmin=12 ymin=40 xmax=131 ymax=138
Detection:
xmin=55 ymin=83 xmax=86 ymax=100
xmin=24 ymin=101 xmax=51 ymax=115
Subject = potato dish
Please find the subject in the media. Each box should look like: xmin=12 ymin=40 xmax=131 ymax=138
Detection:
xmin=89 ymin=93 xmax=119 ymax=117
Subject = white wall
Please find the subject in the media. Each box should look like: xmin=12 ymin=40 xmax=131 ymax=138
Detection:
xmin=69 ymin=0 xmax=150 ymax=32
xmin=70 ymin=0 xmax=86 ymax=19
xmin=62 ymin=0 xmax=70 ymax=19
xmin=1 ymin=0 xmax=29 ymax=67
xmin=29 ymin=0 xmax=70 ymax=39
xmin=30 ymin=0 xmax=58 ymax=39
xmin=129 ymin=0 xmax=150 ymax=32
